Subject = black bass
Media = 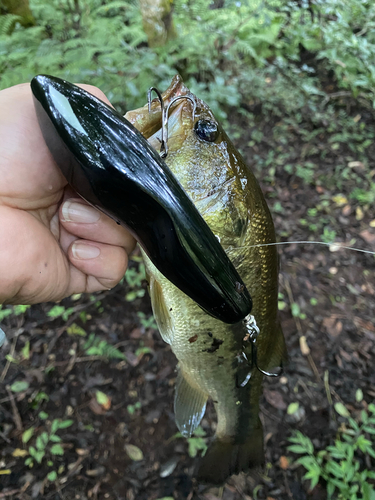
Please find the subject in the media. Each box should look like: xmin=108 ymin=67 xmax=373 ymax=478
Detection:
xmin=125 ymin=76 xmax=287 ymax=484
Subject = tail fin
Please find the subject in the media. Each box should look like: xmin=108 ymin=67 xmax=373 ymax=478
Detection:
xmin=197 ymin=426 xmax=264 ymax=485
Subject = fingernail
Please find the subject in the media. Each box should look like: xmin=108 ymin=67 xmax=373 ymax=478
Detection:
xmin=72 ymin=242 xmax=101 ymax=259
xmin=62 ymin=200 xmax=100 ymax=223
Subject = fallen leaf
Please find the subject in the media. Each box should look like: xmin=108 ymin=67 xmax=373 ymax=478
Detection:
xmin=323 ymin=317 xmax=343 ymax=337
xmin=12 ymin=448 xmax=28 ymax=457
xmin=279 ymin=456 xmax=289 ymax=470
xmin=125 ymin=444 xmax=144 ymax=461
xmin=299 ymin=336 xmax=310 ymax=355
xmin=360 ymin=230 xmax=375 ymax=245
xmin=356 ymin=207 xmax=364 ymax=220
xmin=76 ymin=448 xmax=89 ymax=456
xmin=353 ymin=317 xmax=375 ymax=333
xmin=130 ymin=328 xmax=142 ymax=339
xmin=264 ymin=389 xmax=287 ymax=410
xmin=342 ymin=205 xmax=351 ymax=216
xmin=332 ymin=194 xmax=348 ymax=206
xmin=348 ymin=161 xmax=365 ymax=169
xmin=287 ymin=402 xmax=299 ymax=415
xmin=334 ymin=402 xmax=350 ymax=418
xmin=370 ymin=220 xmax=375 ymax=228
xmin=88 ymin=397 xmax=107 ymax=415
xmin=96 ymin=390 xmax=111 ymax=410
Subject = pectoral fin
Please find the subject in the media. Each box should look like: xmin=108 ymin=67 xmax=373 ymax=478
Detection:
xmin=149 ymin=276 xmax=174 ymax=345
xmin=174 ymin=367 xmax=207 ymax=437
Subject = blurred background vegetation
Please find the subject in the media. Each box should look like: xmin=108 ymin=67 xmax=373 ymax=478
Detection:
xmin=1 ymin=0 xmax=374 ymax=117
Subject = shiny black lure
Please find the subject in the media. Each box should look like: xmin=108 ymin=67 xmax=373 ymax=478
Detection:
xmin=31 ymin=75 xmax=252 ymax=324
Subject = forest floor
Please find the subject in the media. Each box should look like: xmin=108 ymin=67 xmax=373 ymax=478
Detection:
xmin=1 ymin=96 xmax=375 ymax=500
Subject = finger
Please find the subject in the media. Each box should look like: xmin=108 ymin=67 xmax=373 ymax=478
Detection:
xmin=67 ymin=240 xmax=129 ymax=293
xmin=59 ymin=198 xmax=136 ymax=255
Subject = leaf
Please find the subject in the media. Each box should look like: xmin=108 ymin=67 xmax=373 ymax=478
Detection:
xmin=355 ymin=389 xmax=363 ymax=403
xmin=34 ymin=450 xmax=45 ymax=464
xmin=22 ymin=427 xmax=35 ymax=444
xmin=124 ymin=444 xmax=144 ymax=461
xmin=288 ymin=444 xmax=309 ymax=454
xmin=49 ymin=435 xmax=62 ymax=443
xmin=50 ymin=444 xmax=64 ymax=456
xmin=96 ymin=391 xmax=111 ymax=408
xmin=47 ymin=305 xmax=66 ymax=318
xmin=67 ymin=323 xmax=87 ymax=336
xmin=55 ymin=419 xmax=73 ymax=430
xmin=362 ymin=482 xmax=375 ymax=500
xmin=51 ymin=420 xmax=59 ymax=434
xmin=335 ymin=402 xmax=350 ymax=418
xmin=47 ymin=470 xmax=57 ymax=481
xmin=12 ymin=448 xmax=28 ymax=457
xmin=287 ymin=402 xmax=299 ymax=415
xmin=36 ymin=432 xmax=48 ymax=451
xmin=21 ymin=341 xmax=30 ymax=360
xmin=10 ymin=381 xmax=29 ymax=393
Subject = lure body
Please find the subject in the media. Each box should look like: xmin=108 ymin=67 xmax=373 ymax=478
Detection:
xmin=31 ymin=75 xmax=252 ymax=324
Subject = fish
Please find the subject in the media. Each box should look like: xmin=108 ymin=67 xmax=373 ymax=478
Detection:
xmin=125 ymin=75 xmax=288 ymax=484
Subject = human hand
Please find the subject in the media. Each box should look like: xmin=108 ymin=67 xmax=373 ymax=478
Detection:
xmin=0 ymin=83 xmax=136 ymax=305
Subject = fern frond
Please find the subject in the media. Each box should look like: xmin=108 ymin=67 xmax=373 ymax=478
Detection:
xmin=0 ymin=14 xmax=21 ymax=35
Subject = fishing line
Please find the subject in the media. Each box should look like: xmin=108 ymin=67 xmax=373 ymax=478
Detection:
xmin=237 ymin=240 xmax=375 ymax=256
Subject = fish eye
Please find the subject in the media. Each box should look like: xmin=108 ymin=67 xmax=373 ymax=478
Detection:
xmin=194 ymin=119 xmax=219 ymax=143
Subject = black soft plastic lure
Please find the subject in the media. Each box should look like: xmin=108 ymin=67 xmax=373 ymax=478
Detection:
xmin=31 ymin=75 xmax=252 ymax=324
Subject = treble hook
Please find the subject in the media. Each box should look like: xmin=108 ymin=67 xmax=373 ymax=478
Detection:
xmin=242 ymin=314 xmax=283 ymax=378
xmin=147 ymin=87 xmax=168 ymax=157
xmin=147 ymin=88 xmax=197 ymax=159
xmin=163 ymin=95 xmax=197 ymax=158
xmin=251 ymin=341 xmax=283 ymax=377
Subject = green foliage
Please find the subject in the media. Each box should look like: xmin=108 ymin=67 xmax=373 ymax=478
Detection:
xmin=288 ymin=403 xmax=375 ymax=499
xmin=83 ymin=332 xmax=126 ymax=360
xmin=137 ymin=311 xmax=157 ymax=330
xmin=1 ymin=0 xmax=374 ymax=117
xmin=186 ymin=426 xmax=208 ymax=458
xmin=125 ymin=259 xmax=146 ymax=302
xmin=0 ymin=13 xmax=21 ymax=35
xmin=10 ymin=380 xmax=29 ymax=392
xmin=127 ymin=401 xmax=141 ymax=415
xmin=0 ymin=304 xmax=30 ymax=321
xmin=172 ymin=426 xmax=208 ymax=458
xmin=47 ymin=304 xmax=75 ymax=321
xmin=23 ymin=418 xmax=73 ymax=472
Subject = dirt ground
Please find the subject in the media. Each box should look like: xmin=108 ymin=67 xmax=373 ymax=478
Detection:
xmin=1 ymin=100 xmax=375 ymax=500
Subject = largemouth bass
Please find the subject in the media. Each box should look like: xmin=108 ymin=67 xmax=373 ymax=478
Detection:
xmin=125 ymin=76 xmax=287 ymax=484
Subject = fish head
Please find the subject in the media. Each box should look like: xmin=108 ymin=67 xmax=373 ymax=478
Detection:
xmin=125 ymin=75 xmax=253 ymax=248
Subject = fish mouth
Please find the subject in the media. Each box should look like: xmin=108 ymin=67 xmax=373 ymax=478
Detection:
xmin=125 ymin=75 xmax=197 ymax=156
xmin=147 ymin=98 xmax=195 ymax=154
